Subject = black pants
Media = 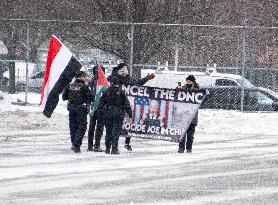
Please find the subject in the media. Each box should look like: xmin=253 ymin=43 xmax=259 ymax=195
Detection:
xmin=68 ymin=105 xmax=88 ymax=148
xmin=179 ymin=124 xmax=196 ymax=151
xmin=125 ymin=136 xmax=130 ymax=145
xmin=88 ymin=111 xmax=104 ymax=149
xmin=105 ymin=114 xmax=124 ymax=152
xmin=121 ymin=129 xmax=131 ymax=145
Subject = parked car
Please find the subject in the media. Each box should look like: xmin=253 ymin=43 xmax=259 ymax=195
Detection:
xmin=28 ymin=70 xmax=44 ymax=92
xmin=141 ymin=67 xmax=254 ymax=89
xmin=16 ymin=70 xmax=44 ymax=93
xmin=200 ymin=86 xmax=278 ymax=112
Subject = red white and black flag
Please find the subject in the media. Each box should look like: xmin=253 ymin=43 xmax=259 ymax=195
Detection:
xmin=40 ymin=35 xmax=82 ymax=118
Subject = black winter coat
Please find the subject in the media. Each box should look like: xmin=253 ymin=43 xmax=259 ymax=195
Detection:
xmin=98 ymin=85 xmax=132 ymax=118
xmin=62 ymin=79 xmax=94 ymax=107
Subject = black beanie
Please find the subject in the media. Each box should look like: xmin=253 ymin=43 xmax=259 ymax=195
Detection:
xmin=109 ymin=76 xmax=120 ymax=85
xmin=112 ymin=63 xmax=128 ymax=74
xmin=186 ymin=75 xmax=196 ymax=83
xmin=75 ymin=71 xmax=87 ymax=78
xmin=117 ymin=63 xmax=128 ymax=69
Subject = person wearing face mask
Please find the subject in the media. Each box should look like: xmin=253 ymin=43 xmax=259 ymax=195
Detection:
xmin=177 ymin=75 xmax=199 ymax=153
xmin=107 ymin=63 xmax=155 ymax=151
xmin=108 ymin=63 xmax=155 ymax=86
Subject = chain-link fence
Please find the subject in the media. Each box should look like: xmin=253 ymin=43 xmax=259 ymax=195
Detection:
xmin=0 ymin=19 xmax=277 ymax=111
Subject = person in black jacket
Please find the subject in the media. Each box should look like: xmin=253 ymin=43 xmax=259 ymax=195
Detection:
xmin=107 ymin=63 xmax=155 ymax=151
xmin=177 ymin=75 xmax=199 ymax=153
xmin=98 ymin=76 xmax=132 ymax=155
xmin=62 ymin=71 xmax=94 ymax=153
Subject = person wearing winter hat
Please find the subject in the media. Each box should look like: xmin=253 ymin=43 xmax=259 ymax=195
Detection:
xmin=74 ymin=70 xmax=87 ymax=78
xmin=62 ymin=70 xmax=94 ymax=153
xmin=108 ymin=63 xmax=155 ymax=85
xmin=177 ymin=74 xmax=199 ymax=153
xmin=107 ymin=63 xmax=155 ymax=151
xmin=186 ymin=75 xmax=196 ymax=84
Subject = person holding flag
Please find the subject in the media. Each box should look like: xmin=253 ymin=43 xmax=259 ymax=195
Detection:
xmin=87 ymin=64 xmax=108 ymax=152
xmin=62 ymin=71 xmax=94 ymax=153
xmin=40 ymin=35 xmax=94 ymax=153
xmin=40 ymin=35 xmax=84 ymax=118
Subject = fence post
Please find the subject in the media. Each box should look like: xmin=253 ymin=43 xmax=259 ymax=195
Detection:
xmin=165 ymin=61 xmax=169 ymax=71
xmin=8 ymin=62 xmax=16 ymax=94
xmin=174 ymin=36 xmax=179 ymax=71
xmin=25 ymin=22 xmax=30 ymax=104
xmin=157 ymin=61 xmax=161 ymax=70
xmin=129 ymin=23 xmax=134 ymax=77
xmin=240 ymin=26 xmax=246 ymax=112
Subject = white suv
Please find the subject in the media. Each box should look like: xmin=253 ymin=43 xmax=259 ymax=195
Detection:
xmin=141 ymin=67 xmax=254 ymax=89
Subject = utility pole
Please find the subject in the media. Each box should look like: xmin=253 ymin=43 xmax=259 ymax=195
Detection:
xmin=174 ymin=0 xmax=183 ymax=71
xmin=129 ymin=23 xmax=134 ymax=77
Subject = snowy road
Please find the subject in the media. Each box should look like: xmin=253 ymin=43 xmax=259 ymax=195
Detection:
xmin=0 ymin=92 xmax=278 ymax=205
xmin=1 ymin=110 xmax=278 ymax=205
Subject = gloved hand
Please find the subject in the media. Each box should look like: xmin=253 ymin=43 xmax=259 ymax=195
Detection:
xmin=175 ymin=86 xmax=182 ymax=91
xmin=146 ymin=73 xmax=155 ymax=80
xmin=205 ymin=89 xmax=210 ymax=95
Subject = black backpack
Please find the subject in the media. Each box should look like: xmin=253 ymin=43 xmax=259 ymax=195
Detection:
xmin=103 ymin=87 xmax=125 ymax=118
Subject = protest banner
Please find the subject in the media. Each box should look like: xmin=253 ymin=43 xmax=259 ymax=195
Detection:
xmin=121 ymin=85 xmax=206 ymax=142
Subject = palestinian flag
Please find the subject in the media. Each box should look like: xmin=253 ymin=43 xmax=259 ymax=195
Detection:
xmin=90 ymin=64 xmax=109 ymax=116
xmin=40 ymin=35 xmax=82 ymax=118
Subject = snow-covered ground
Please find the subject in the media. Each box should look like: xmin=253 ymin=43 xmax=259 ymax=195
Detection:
xmin=0 ymin=93 xmax=278 ymax=205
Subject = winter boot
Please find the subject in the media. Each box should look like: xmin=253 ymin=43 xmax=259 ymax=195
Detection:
xmin=111 ymin=149 xmax=120 ymax=155
xmin=71 ymin=146 xmax=81 ymax=153
xmin=124 ymin=144 xmax=132 ymax=151
xmin=93 ymin=146 xmax=104 ymax=152
xmin=178 ymin=148 xmax=184 ymax=153
xmin=105 ymin=148 xmax=110 ymax=154
xmin=87 ymin=146 xmax=94 ymax=152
